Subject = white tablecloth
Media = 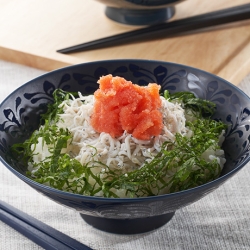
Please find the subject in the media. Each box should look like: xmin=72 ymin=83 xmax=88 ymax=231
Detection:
xmin=1 ymin=59 xmax=250 ymax=250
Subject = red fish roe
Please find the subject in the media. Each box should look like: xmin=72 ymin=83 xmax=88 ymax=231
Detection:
xmin=91 ymin=74 xmax=163 ymax=140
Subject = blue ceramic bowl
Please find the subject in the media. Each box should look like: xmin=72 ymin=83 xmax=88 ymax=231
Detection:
xmin=93 ymin=0 xmax=186 ymax=25
xmin=1 ymin=60 xmax=250 ymax=234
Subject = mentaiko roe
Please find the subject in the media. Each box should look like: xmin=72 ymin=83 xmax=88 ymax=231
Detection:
xmin=91 ymin=74 xmax=163 ymax=140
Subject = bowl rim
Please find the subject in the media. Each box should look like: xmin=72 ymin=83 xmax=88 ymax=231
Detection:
xmin=1 ymin=59 xmax=250 ymax=202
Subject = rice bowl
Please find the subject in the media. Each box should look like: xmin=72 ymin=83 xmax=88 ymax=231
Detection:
xmin=1 ymin=60 xmax=249 ymax=234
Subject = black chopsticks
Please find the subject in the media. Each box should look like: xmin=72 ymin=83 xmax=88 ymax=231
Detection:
xmin=57 ymin=3 xmax=250 ymax=54
xmin=0 ymin=200 xmax=92 ymax=250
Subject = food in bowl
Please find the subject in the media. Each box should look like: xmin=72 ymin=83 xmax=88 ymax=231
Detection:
xmin=11 ymin=74 xmax=227 ymax=198
xmin=1 ymin=59 xmax=249 ymax=234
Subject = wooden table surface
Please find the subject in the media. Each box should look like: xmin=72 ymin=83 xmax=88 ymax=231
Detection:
xmin=0 ymin=0 xmax=250 ymax=85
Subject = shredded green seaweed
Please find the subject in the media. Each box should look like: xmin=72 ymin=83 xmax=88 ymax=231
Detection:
xmin=10 ymin=89 xmax=227 ymax=198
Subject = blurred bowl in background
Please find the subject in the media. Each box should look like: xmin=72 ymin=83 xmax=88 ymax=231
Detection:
xmin=93 ymin=0 xmax=187 ymax=25
xmin=1 ymin=59 xmax=250 ymax=234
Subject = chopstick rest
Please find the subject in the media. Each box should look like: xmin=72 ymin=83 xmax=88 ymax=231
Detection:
xmin=57 ymin=3 xmax=250 ymax=54
xmin=0 ymin=200 xmax=92 ymax=250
